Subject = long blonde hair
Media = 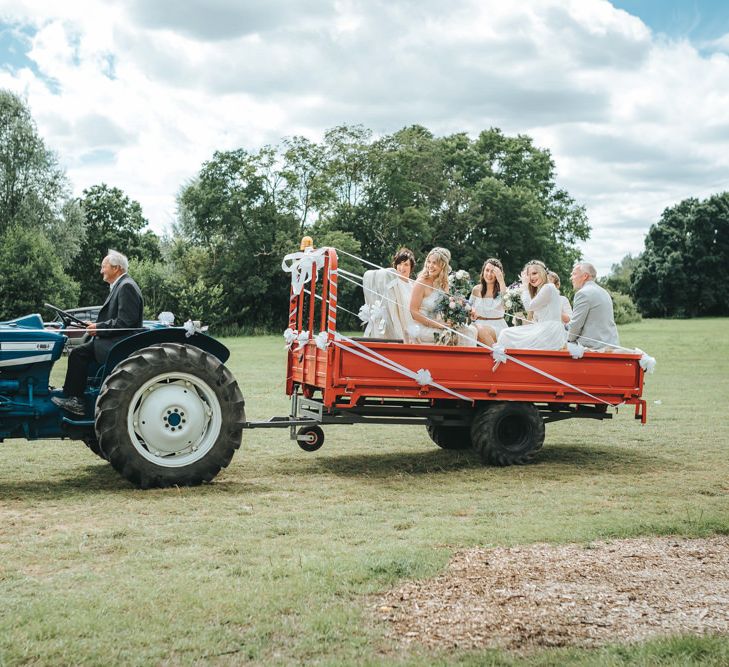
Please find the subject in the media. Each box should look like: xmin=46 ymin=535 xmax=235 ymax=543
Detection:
xmin=418 ymin=247 xmax=451 ymax=293
xmin=524 ymin=260 xmax=548 ymax=298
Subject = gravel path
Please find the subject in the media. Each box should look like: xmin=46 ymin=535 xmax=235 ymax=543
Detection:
xmin=375 ymin=536 xmax=729 ymax=652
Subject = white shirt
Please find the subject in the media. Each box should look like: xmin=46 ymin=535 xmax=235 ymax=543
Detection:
xmin=109 ymin=272 xmax=127 ymax=291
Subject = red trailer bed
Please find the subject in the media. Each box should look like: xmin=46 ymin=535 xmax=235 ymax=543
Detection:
xmin=252 ymin=247 xmax=648 ymax=465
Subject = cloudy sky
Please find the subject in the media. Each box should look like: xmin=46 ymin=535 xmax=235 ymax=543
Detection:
xmin=1 ymin=0 xmax=728 ymax=274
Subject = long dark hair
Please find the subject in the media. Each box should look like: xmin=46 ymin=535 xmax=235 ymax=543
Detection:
xmin=479 ymin=258 xmax=504 ymax=299
xmin=391 ymin=247 xmax=416 ymax=273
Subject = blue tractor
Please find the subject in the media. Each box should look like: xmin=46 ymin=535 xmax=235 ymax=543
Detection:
xmin=0 ymin=305 xmax=245 ymax=488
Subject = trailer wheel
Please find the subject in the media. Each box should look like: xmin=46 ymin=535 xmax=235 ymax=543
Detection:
xmin=425 ymin=422 xmax=472 ymax=450
xmin=297 ymin=425 xmax=324 ymax=452
xmin=471 ymin=402 xmax=544 ymax=466
xmin=95 ymin=343 xmax=245 ymax=489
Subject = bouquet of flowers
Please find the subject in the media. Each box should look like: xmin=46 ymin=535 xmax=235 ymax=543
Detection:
xmin=448 ymin=269 xmax=472 ymax=298
xmin=432 ymin=290 xmax=472 ymax=346
xmin=502 ymin=282 xmax=525 ymax=326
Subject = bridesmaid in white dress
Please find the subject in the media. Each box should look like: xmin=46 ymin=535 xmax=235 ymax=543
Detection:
xmin=409 ymin=247 xmax=477 ymax=346
xmin=497 ymin=260 xmax=568 ymax=350
xmin=469 ymin=257 xmax=508 ymax=345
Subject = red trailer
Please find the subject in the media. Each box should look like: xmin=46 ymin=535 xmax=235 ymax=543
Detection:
xmin=246 ymin=248 xmax=648 ymax=465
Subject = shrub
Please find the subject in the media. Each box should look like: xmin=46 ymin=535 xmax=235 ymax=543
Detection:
xmin=610 ymin=290 xmax=642 ymax=325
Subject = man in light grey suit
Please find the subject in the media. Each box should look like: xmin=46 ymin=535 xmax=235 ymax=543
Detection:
xmin=567 ymin=262 xmax=619 ymax=350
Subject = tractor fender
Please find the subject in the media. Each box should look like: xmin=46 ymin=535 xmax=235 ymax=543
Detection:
xmin=102 ymin=329 xmax=231 ymax=380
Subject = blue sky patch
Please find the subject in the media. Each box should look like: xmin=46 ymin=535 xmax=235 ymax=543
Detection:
xmin=611 ymin=0 xmax=729 ymax=45
xmin=0 ymin=22 xmax=62 ymax=93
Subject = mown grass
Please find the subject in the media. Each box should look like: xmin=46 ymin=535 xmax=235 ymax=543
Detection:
xmin=0 ymin=318 xmax=727 ymax=665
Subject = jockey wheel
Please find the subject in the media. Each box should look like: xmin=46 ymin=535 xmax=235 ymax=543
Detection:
xmin=296 ymin=425 xmax=325 ymax=452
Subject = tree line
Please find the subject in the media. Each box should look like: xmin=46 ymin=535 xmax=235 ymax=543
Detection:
xmin=6 ymin=87 xmax=721 ymax=328
xmin=603 ymin=193 xmax=729 ymax=318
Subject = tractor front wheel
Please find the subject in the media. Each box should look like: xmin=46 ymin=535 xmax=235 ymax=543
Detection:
xmin=95 ymin=343 xmax=245 ymax=488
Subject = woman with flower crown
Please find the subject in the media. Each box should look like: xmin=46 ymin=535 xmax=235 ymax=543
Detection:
xmin=496 ymin=260 xmax=568 ymax=350
xmin=409 ymin=247 xmax=477 ymax=346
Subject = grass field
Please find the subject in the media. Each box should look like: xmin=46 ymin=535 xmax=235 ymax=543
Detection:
xmin=1 ymin=318 xmax=728 ymax=665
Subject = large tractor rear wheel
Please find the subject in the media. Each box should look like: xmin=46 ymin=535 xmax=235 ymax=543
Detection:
xmin=471 ymin=402 xmax=544 ymax=466
xmin=82 ymin=434 xmax=108 ymax=461
xmin=95 ymin=343 xmax=245 ymax=489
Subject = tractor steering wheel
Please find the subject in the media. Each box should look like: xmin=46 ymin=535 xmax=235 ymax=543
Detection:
xmin=44 ymin=303 xmax=90 ymax=329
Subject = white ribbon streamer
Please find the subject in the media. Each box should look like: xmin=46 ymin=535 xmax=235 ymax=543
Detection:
xmin=331 ymin=332 xmax=471 ymax=402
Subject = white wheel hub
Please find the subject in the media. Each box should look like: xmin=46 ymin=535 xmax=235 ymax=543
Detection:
xmin=127 ymin=372 xmax=222 ymax=467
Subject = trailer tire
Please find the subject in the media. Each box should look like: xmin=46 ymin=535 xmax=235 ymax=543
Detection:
xmin=297 ymin=425 xmax=325 ymax=452
xmin=471 ymin=402 xmax=544 ymax=466
xmin=426 ymin=422 xmax=472 ymax=450
xmin=95 ymin=343 xmax=245 ymax=489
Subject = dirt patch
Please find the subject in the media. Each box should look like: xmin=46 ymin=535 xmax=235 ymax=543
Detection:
xmin=375 ymin=536 xmax=729 ymax=652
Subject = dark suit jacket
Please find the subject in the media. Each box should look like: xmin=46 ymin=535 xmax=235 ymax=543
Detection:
xmin=92 ymin=274 xmax=144 ymax=363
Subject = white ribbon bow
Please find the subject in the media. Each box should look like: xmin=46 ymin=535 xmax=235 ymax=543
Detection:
xmin=635 ymin=348 xmax=656 ymax=374
xmin=281 ymin=248 xmax=328 ymax=295
xmin=182 ymin=319 xmax=207 ymax=338
xmin=415 ymin=368 xmax=432 ymax=386
xmin=315 ymin=331 xmax=329 ymax=350
xmin=296 ymin=331 xmax=310 ymax=350
xmin=491 ymin=344 xmax=508 ymax=368
xmin=567 ymin=341 xmax=586 ymax=359
xmin=358 ymin=304 xmax=372 ymax=325
xmin=283 ymin=327 xmax=298 ymax=347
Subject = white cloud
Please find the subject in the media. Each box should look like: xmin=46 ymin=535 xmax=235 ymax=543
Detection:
xmin=1 ymin=0 xmax=728 ymax=274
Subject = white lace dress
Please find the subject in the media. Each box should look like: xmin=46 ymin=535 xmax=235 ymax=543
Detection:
xmin=469 ymin=294 xmax=508 ymax=335
xmin=496 ymin=283 xmax=567 ymax=350
xmin=412 ymin=290 xmax=477 ymax=346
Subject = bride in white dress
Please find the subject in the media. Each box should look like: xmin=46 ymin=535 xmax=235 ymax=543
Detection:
xmin=497 ymin=260 xmax=568 ymax=351
xmin=409 ymin=247 xmax=477 ymax=346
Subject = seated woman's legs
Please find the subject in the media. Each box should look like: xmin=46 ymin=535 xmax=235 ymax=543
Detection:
xmin=475 ymin=323 xmax=496 ymax=346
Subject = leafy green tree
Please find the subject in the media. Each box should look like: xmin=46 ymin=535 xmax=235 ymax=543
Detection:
xmin=173 ymin=123 xmax=591 ymax=330
xmin=0 ymin=226 xmax=79 ymax=319
xmin=128 ymin=257 xmax=177 ymax=320
xmin=0 ymin=89 xmax=85 ymax=263
xmin=631 ymin=193 xmax=729 ymax=317
xmin=72 ymin=184 xmax=161 ymax=305
xmin=600 ymin=254 xmax=639 ymax=295
xmin=281 ymin=136 xmax=334 ymax=233
xmin=434 ymin=128 xmax=589 ymax=281
xmin=178 ymin=148 xmax=300 ymax=329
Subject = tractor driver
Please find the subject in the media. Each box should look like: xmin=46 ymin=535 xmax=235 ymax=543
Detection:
xmin=52 ymin=250 xmax=144 ymax=416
